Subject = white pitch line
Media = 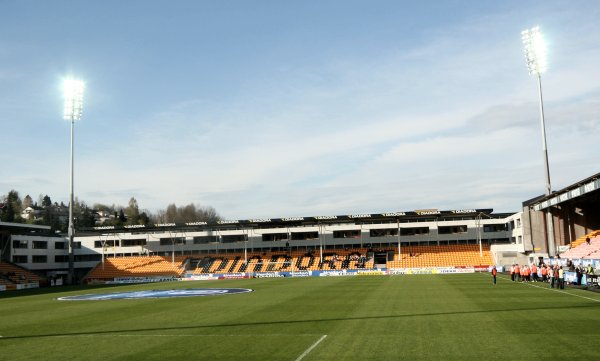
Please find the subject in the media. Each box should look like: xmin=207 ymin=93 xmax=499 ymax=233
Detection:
xmin=519 ymin=281 xmax=600 ymax=303
xmin=499 ymin=275 xmax=600 ymax=303
xmin=50 ymin=333 xmax=321 ymax=338
xmin=294 ymin=334 xmax=327 ymax=361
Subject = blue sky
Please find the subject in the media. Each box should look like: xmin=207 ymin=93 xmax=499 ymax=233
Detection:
xmin=1 ymin=1 xmax=599 ymax=219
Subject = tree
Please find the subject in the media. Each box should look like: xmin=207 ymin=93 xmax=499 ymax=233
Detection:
xmin=138 ymin=211 xmax=150 ymax=226
xmin=0 ymin=198 xmax=14 ymax=222
xmin=165 ymin=204 xmax=177 ymax=223
xmin=200 ymin=206 xmax=220 ymax=223
xmin=42 ymin=204 xmax=60 ymax=230
xmin=93 ymin=203 xmax=113 ymax=212
xmin=155 ymin=203 xmax=221 ymax=224
xmin=153 ymin=209 xmax=167 ymax=224
xmin=118 ymin=209 xmax=126 ymax=223
xmin=75 ymin=205 xmax=97 ymax=229
xmin=42 ymin=195 xmax=52 ymax=208
xmin=23 ymin=195 xmax=33 ymax=209
xmin=125 ymin=197 xmax=140 ymax=225
xmin=180 ymin=203 xmax=197 ymax=223
xmin=0 ymin=190 xmax=23 ymax=223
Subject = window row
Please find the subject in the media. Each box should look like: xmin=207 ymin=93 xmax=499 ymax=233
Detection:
xmin=12 ymin=254 xmax=102 ymax=264
xmin=93 ymin=239 xmax=147 ymax=248
xmin=12 ymin=240 xmax=77 ymax=249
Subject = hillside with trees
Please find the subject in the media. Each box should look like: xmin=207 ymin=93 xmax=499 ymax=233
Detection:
xmin=0 ymin=190 xmax=220 ymax=232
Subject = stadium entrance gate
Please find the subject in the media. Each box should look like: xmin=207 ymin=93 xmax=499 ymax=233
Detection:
xmin=372 ymin=251 xmax=394 ymax=268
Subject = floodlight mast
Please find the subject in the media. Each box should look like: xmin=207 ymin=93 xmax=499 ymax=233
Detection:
xmin=521 ymin=26 xmax=555 ymax=256
xmin=522 ymin=26 xmax=551 ymax=196
xmin=63 ymin=78 xmax=84 ymax=285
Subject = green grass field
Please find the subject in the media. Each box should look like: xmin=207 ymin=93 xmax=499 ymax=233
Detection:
xmin=1 ymin=273 xmax=599 ymax=361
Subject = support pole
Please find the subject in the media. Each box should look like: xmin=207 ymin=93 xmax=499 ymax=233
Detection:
xmin=537 ymin=74 xmax=556 ymax=256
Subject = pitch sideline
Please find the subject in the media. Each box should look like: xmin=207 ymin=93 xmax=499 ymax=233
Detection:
xmin=496 ymin=273 xmax=600 ymax=303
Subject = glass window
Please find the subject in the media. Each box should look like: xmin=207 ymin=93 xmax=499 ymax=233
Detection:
xmin=193 ymin=236 xmax=218 ymax=244
xmin=32 ymin=241 xmax=47 ymax=249
xmin=12 ymin=240 xmax=28 ymax=249
xmin=160 ymin=237 xmax=185 ymax=246
xmin=122 ymin=239 xmax=147 ymax=247
xmin=94 ymin=240 xmax=120 ymax=248
xmin=55 ymin=255 xmax=68 ymax=263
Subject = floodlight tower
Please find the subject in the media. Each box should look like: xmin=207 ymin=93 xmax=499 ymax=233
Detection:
xmin=522 ymin=26 xmax=551 ymax=196
xmin=63 ymin=78 xmax=84 ymax=284
xmin=521 ymin=26 xmax=556 ymax=255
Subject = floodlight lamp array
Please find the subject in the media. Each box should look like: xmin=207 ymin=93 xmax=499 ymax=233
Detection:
xmin=63 ymin=79 xmax=84 ymax=121
xmin=521 ymin=26 xmax=547 ymax=76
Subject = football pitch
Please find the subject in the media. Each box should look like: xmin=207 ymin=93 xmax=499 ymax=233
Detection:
xmin=1 ymin=274 xmax=599 ymax=361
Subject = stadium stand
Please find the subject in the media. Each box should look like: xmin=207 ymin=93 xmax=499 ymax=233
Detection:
xmin=387 ymin=244 xmax=493 ymax=269
xmin=568 ymin=230 xmax=600 ymax=248
xmin=188 ymin=249 xmax=373 ymax=274
xmin=0 ymin=261 xmax=46 ymax=290
xmin=560 ymin=231 xmax=600 ymax=259
xmin=185 ymin=245 xmax=484 ymax=275
xmin=83 ymin=256 xmax=185 ymax=283
xmin=77 ymin=244 xmax=493 ymax=282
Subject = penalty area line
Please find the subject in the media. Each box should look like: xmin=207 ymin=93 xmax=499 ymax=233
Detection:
xmin=294 ymin=334 xmax=327 ymax=361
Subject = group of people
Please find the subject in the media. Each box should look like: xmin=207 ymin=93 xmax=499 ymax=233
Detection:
xmin=1 ymin=271 xmax=25 ymax=281
xmin=509 ymin=263 xmax=565 ymax=288
xmin=347 ymin=253 xmax=367 ymax=262
xmin=507 ymin=262 xmax=596 ymax=289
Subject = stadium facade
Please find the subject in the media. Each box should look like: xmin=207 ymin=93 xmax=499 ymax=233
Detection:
xmin=2 ymin=172 xmax=599 ymax=282
xmin=4 ymin=208 xmax=522 ymax=280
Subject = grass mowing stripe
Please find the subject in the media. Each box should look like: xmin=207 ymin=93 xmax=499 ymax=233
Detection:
xmin=294 ymin=334 xmax=327 ymax=361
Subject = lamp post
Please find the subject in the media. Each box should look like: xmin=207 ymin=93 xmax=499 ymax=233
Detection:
xmin=318 ymin=224 xmax=324 ymax=264
xmin=244 ymin=229 xmax=248 ymax=265
xmin=396 ymin=218 xmax=401 ymax=261
xmin=476 ymin=213 xmax=482 ymax=258
xmin=63 ymin=78 xmax=84 ymax=284
xmin=521 ymin=26 xmax=556 ymax=256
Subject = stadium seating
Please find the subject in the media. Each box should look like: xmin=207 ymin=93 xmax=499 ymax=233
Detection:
xmin=566 ymin=230 xmax=600 ymax=249
xmin=185 ymin=245 xmax=486 ymax=274
xmin=83 ymin=256 xmax=185 ymax=282
xmin=0 ymin=261 xmax=46 ymax=290
xmin=386 ymin=244 xmax=493 ymax=269
xmin=81 ymin=244 xmax=494 ymax=282
xmin=560 ymin=231 xmax=600 ymax=259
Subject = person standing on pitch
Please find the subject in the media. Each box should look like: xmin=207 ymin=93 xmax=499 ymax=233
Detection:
xmin=558 ymin=266 xmax=565 ymax=289
xmin=540 ymin=265 xmax=547 ymax=282
xmin=491 ymin=266 xmax=497 ymax=285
